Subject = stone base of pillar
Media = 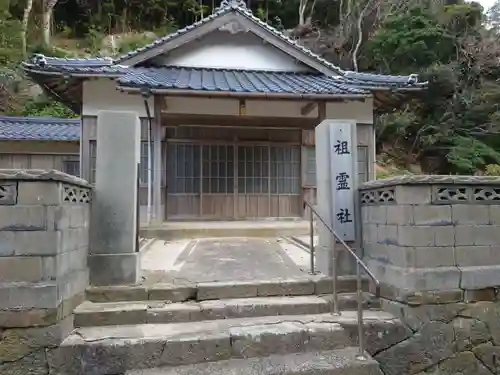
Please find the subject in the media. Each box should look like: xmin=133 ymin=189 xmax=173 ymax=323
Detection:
xmin=315 ymin=245 xmax=333 ymax=276
xmin=88 ymin=253 xmax=141 ymax=286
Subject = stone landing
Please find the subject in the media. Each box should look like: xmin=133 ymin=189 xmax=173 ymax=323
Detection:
xmin=140 ymin=220 xmax=310 ymax=241
xmin=143 ymin=237 xmax=307 ymax=283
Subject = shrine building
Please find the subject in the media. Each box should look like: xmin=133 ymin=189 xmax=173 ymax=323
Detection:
xmin=22 ymin=0 xmax=425 ymax=222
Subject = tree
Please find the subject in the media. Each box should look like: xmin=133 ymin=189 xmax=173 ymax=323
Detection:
xmin=487 ymin=0 xmax=500 ymax=31
xmin=368 ymin=2 xmax=500 ymax=174
xmin=21 ymin=0 xmax=33 ymax=57
xmin=42 ymin=0 xmax=58 ymax=46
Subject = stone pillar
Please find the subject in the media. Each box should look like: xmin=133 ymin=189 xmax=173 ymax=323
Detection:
xmin=315 ymin=121 xmax=335 ymax=276
xmin=0 ymin=169 xmax=90 ymax=374
xmin=315 ymin=119 xmax=358 ymax=276
xmin=88 ymin=110 xmax=141 ymax=286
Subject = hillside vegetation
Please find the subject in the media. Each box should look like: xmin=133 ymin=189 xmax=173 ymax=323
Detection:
xmin=2 ymin=0 xmax=500 ymax=175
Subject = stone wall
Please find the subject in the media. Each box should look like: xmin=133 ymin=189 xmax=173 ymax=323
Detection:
xmin=0 ymin=169 xmax=91 ymax=374
xmin=360 ymin=175 xmax=500 ymax=304
xmin=374 ymin=300 xmax=500 ymax=375
xmin=360 ymin=175 xmax=500 ymax=375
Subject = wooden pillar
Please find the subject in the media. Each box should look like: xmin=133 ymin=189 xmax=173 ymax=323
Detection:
xmin=80 ymin=116 xmax=97 ymax=182
xmin=370 ymin=123 xmax=376 ymax=180
xmin=152 ymin=97 xmax=163 ymax=222
xmin=301 ymin=128 xmax=316 ymax=218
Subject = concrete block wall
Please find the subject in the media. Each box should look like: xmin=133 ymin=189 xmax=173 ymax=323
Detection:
xmin=360 ymin=175 xmax=500 ymax=304
xmin=0 ymin=169 xmax=91 ymax=374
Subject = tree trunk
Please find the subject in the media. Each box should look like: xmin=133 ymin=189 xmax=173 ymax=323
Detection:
xmin=21 ymin=0 xmax=33 ymax=57
xmin=352 ymin=0 xmax=373 ymax=71
xmin=42 ymin=6 xmax=51 ymax=46
xmin=42 ymin=0 xmax=58 ymax=47
xmin=299 ymin=0 xmax=307 ymax=25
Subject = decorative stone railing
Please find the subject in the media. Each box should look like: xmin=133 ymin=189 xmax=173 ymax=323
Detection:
xmin=360 ymin=175 xmax=500 ymax=304
xmin=0 ymin=169 xmax=91 ymax=374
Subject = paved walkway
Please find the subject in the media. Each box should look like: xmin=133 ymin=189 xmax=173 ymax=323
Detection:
xmin=141 ymin=237 xmax=311 ymax=284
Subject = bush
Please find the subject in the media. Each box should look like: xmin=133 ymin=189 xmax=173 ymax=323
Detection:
xmin=84 ymin=26 xmax=105 ymax=55
xmin=485 ymin=164 xmax=500 ymax=176
xmin=20 ymin=95 xmax=76 ymax=118
xmin=29 ymin=44 xmax=78 ymax=58
xmin=117 ymin=33 xmax=157 ymax=54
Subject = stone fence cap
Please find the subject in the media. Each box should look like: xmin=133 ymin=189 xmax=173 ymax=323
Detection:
xmin=359 ymin=174 xmax=500 ymax=190
xmin=0 ymin=169 xmax=91 ymax=188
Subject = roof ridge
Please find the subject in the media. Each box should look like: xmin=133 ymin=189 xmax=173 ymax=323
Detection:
xmin=217 ymin=0 xmax=247 ymax=10
xmin=0 ymin=116 xmax=81 ymax=141
xmin=0 ymin=115 xmax=81 ymax=124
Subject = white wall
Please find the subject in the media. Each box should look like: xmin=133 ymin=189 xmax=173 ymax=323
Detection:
xmin=153 ymin=30 xmax=313 ymax=72
xmin=326 ymin=98 xmax=374 ymax=124
xmin=82 ymin=79 xmax=154 ymax=117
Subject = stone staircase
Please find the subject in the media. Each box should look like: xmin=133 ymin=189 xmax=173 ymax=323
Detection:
xmin=47 ymin=277 xmax=403 ymax=375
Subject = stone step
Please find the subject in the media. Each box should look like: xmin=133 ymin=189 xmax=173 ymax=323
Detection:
xmin=125 ymin=347 xmax=383 ymax=375
xmin=74 ymin=293 xmax=381 ymax=327
xmin=86 ymin=275 xmax=370 ymax=303
xmin=48 ymin=311 xmax=404 ymax=375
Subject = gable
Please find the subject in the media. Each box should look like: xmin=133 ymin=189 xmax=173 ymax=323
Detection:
xmin=118 ymin=7 xmax=342 ymax=77
xmin=150 ymin=30 xmax=313 ymax=72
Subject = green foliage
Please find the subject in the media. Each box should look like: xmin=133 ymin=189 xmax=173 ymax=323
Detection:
xmin=0 ymin=9 xmax=22 ymax=66
xmin=485 ymin=164 xmax=500 ymax=176
xmin=29 ymin=44 xmax=78 ymax=58
xmin=365 ymin=9 xmax=456 ymax=73
xmin=84 ymin=26 xmax=105 ymax=55
xmin=19 ymin=95 xmax=76 ymax=118
xmin=370 ymin=2 xmax=500 ymax=175
xmin=117 ymin=33 xmax=157 ymax=54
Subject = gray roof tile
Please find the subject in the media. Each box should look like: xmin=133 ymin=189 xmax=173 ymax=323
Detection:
xmin=343 ymin=71 xmax=424 ymax=88
xmin=0 ymin=116 xmax=80 ymax=141
xmin=24 ymin=55 xmax=126 ymax=75
xmin=116 ymin=66 xmax=368 ymax=95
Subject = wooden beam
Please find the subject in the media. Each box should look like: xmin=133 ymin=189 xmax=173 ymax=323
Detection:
xmin=317 ymin=101 xmax=326 ymax=122
xmin=300 ymin=102 xmax=317 ymax=116
xmin=160 ymin=113 xmax=317 ymax=128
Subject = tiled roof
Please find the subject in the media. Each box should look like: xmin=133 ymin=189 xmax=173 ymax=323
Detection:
xmin=24 ymin=55 xmax=126 ymax=75
xmin=23 ymin=55 xmax=425 ymax=92
xmin=116 ymin=66 xmax=368 ymax=96
xmin=343 ymin=71 xmax=424 ymax=89
xmin=0 ymin=116 xmax=80 ymax=141
xmin=32 ymin=56 xmax=114 ymax=67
